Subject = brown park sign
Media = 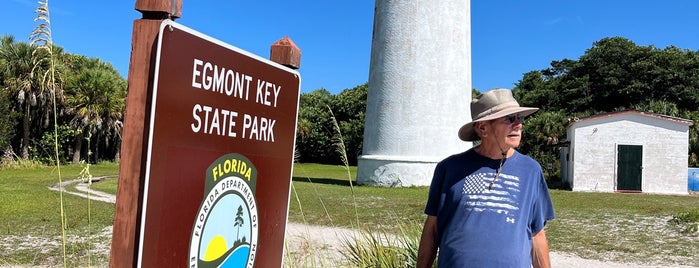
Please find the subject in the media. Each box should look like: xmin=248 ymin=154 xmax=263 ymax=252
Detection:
xmin=136 ymin=20 xmax=301 ymax=267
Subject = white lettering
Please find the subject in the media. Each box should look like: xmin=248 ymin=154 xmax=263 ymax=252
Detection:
xmin=228 ymin=110 xmax=238 ymax=138
xmin=210 ymin=107 xmax=220 ymax=135
xmin=273 ymin=84 xmax=281 ymax=107
xmin=213 ymin=66 xmax=226 ymax=94
xmin=191 ymin=104 xmax=239 ymax=138
xmin=255 ymin=80 xmax=281 ymax=107
xmin=256 ymin=80 xmax=266 ymax=105
xmin=190 ymin=59 xmax=253 ymax=101
xmin=191 ymin=104 xmax=202 ymax=132
xmin=241 ymin=114 xmax=276 ymax=142
xmin=192 ymin=59 xmax=203 ymax=88
xmin=202 ymin=105 xmax=212 ymax=130
xmin=202 ymin=62 xmax=213 ymax=89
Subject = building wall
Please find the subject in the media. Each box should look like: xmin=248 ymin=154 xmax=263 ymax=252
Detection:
xmin=568 ymin=113 xmax=689 ymax=194
xmin=357 ymin=0 xmax=472 ymax=186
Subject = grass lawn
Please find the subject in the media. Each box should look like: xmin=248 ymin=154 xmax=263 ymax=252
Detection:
xmin=1 ymin=162 xmax=698 ymax=266
xmin=290 ymin=163 xmax=428 ymax=229
xmin=546 ymin=190 xmax=698 ymax=265
xmin=289 ymin=163 xmax=699 ymax=266
xmin=0 ymin=162 xmax=118 ymax=266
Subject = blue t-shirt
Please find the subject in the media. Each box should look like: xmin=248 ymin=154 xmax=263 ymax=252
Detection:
xmin=425 ymin=149 xmax=555 ymax=267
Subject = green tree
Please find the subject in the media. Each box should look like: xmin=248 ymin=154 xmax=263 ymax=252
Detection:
xmin=682 ymin=110 xmax=699 ymax=167
xmin=234 ymin=205 xmax=244 ymax=242
xmin=514 ymin=36 xmax=699 ymax=167
xmin=331 ymin=83 xmax=367 ymax=165
xmin=296 ymin=88 xmax=335 ymax=163
xmin=517 ymin=110 xmax=568 ymax=181
xmin=64 ymin=57 xmax=126 ymax=163
xmin=0 ymin=88 xmax=17 ymax=152
xmin=0 ymin=36 xmax=38 ymax=159
xmin=632 ymin=100 xmax=680 ymax=117
xmin=295 ymin=84 xmax=369 ymax=165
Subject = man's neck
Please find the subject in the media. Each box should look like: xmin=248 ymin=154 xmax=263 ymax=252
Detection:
xmin=475 ymin=142 xmax=514 ymax=160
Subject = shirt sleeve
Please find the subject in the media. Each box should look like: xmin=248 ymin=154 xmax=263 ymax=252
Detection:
xmin=424 ymin=161 xmax=445 ymax=216
xmin=530 ymin=171 xmax=555 ymax=234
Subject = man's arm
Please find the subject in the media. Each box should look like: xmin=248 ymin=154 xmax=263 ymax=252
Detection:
xmin=417 ymin=215 xmax=438 ymax=268
xmin=531 ymin=229 xmax=551 ymax=268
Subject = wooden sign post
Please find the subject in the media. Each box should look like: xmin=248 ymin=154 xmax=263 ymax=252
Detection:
xmin=111 ymin=2 xmax=301 ymax=267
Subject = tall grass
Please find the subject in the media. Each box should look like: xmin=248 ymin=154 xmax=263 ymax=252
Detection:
xmin=30 ymin=1 xmax=68 ymax=266
xmin=284 ymin=107 xmax=357 ymax=267
xmin=341 ymin=221 xmax=435 ymax=268
xmin=327 ymin=106 xmax=359 ymax=227
xmin=320 ymin=106 xmax=428 ymax=267
xmin=330 ymin=105 xmax=435 ymax=267
xmin=286 ymin=183 xmax=316 ymax=268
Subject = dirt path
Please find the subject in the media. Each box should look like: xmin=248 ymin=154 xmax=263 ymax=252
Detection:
xmin=48 ymin=177 xmax=115 ymax=203
xmin=284 ymin=223 xmax=695 ymax=268
xmin=42 ymin=181 xmax=696 ymax=267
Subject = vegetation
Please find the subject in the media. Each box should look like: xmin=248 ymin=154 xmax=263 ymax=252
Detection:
xmin=295 ymin=84 xmax=367 ymax=165
xmin=294 ymin=37 xmax=699 ymax=176
xmin=1 ymin=31 xmax=126 ymax=165
xmin=340 ymin=222 xmax=430 ymax=268
xmin=0 ymin=163 xmax=697 ymax=267
xmin=513 ymin=37 xmax=699 ymax=172
xmin=3 ymin=3 xmax=699 ymax=267
xmin=289 ymin=165 xmax=699 ymax=266
xmin=0 ymin=163 xmax=117 ymax=267
xmin=4 ymin=29 xmax=699 ymax=172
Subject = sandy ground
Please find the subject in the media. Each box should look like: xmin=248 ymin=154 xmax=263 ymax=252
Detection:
xmin=284 ymin=223 xmax=696 ymax=268
xmin=23 ymin=179 xmax=694 ymax=267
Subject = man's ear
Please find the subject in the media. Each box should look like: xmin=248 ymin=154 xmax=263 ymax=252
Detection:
xmin=477 ymin=121 xmax=487 ymax=137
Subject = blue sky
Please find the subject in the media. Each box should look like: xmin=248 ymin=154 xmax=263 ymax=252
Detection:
xmin=2 ymin=0 xmax=698 ymax=94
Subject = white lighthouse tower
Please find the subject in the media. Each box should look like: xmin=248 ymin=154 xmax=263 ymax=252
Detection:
xmin=357 ymin=0 xmax=473 ymax=186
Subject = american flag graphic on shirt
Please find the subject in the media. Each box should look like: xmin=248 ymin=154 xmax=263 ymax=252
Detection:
xmin=461 ymin=172 xmax=520 ymax=217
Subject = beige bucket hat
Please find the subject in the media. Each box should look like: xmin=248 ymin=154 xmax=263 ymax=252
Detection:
xmin=458 ymin=88 xmax=539 ymax=141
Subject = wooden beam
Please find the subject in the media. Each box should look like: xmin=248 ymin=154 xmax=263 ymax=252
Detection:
xmin=109 ymin=1 xmax=181 ymax=267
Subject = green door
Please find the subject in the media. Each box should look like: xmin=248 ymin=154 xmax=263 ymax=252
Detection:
xmin=617 ymin=145 xmax=643 ymax=191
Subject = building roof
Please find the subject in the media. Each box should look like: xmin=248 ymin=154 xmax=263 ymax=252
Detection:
xmin=567 ymin=109 xmax=694 ymax=127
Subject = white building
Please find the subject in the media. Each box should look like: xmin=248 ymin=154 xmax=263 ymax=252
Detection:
xmin=561 ymin=110 xmax=693 ymax=195
xmin=357 ymin=0 xmax=472 ymax=186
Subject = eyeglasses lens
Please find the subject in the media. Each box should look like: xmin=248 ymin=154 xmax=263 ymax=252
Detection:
xmin=504 ymin=114 xmax=523 ymax=124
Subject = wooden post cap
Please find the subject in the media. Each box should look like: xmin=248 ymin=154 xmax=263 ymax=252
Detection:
xmin=270 ymin=36 xmax=301 ymax=69
xmin=135 ymin=0 xmax=182 ymax=18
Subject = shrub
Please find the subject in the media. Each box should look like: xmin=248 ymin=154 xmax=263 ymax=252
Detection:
xmin=669 ymin=210 xmax=699 ymax=235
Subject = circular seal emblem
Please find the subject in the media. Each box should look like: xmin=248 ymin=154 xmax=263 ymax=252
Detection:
xmin=189 ymin=154 xmax=258 ymax=268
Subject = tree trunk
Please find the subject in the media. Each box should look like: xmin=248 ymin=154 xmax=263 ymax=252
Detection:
xmin=21 ymin=101 xmax=30 ymax=160
xmin=114 ymin=138 xmax=121 ymax=163
xmin=93 ymin=133 xmax=99 ymax=163
xmin=72 ymin=132 xmax=83 ymax=164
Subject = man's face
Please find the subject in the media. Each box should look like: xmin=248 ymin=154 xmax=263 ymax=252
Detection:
xmin=487 ymin=113 xmax=524 ymax=148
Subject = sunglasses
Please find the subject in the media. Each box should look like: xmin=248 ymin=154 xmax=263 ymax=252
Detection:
xmin=502 ymin=113 xmax=525 ymax=124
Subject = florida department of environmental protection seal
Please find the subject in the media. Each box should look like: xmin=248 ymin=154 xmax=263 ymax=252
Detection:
xmin=189 ymin=153 xmax=259 ymax=268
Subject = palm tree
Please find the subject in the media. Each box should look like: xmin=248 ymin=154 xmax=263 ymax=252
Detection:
xmin=0 ymin=36 xmax=38 ymax=159
xmin=64 ymin=58 xmax=125 ymax=163
xmin=0 ymin=3 xmax=67 ymax=161
xmin=92 ymin=62 xmax=125 ymax=162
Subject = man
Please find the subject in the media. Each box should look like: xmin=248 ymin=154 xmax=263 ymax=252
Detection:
xmin=417 ymin=89 xmax=555 ymax=268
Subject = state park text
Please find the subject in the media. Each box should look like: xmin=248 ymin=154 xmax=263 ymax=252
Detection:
xmin=188 ymin=58 xmax=285 ymax=142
